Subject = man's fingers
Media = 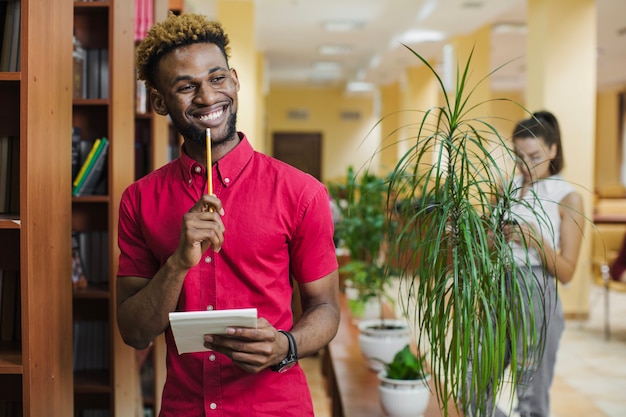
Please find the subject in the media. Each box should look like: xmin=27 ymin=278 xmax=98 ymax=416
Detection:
xmin=188 ymin=194 xmax=225 ymax=215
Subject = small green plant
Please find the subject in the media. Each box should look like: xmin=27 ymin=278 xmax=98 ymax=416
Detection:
xmin=327 ymin=166 xmax=399 ymax=318
xmin=380 ymin=344 xmax=428 ymax=380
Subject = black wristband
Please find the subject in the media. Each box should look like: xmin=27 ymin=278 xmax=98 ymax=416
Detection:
xmin=270 ymin=330 xmax=298 ymax=372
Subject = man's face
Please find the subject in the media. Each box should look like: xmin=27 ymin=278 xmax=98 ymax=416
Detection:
xmin=151 ymin=42 xmax=240 ymax=146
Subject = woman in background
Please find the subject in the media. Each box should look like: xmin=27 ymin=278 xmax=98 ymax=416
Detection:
xmin=468 ymin=110 xmax=584 ymax=417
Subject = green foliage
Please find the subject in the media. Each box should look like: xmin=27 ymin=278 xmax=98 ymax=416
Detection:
xmin=328 ymin=166 xmax=399 ymax=310
xmin=382 ymin=344 xmax=428 ymax=381
xmin=328 ymin=166 xmax=389 ymax=264
xmin=383 ymin=45 xmax=551 ymax=416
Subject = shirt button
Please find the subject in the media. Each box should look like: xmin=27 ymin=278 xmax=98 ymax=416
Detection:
xmin=224 ymin=177 xmax=230 ymax=184
xmin=209 ymin=354 xmax=216 ymax=361
xmin=210 ymin=403 xmax=217 ymax=410
xmin=188 ymin=178 xmax=192 ymax=184
xmin=207 ymin=305 xmax=214 ymax=310
xmin=204 ymin=256 xmax=212 ymax=263
xmin=194 ymin=165 xmax=202 ymax=173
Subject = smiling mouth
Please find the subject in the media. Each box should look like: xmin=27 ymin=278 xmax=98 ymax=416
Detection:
xmin=197 ymin=106 xmax=225 ymax=122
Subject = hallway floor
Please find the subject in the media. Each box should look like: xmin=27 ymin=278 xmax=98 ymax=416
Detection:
xmin=302 ymin=284 xmax=626 ymax=417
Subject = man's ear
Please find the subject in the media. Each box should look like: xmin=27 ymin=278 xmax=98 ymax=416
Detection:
xmin=230 ymin=68 xmax=240 ymax=92
xmin=151 ymin=89 xmax=168 ymax=115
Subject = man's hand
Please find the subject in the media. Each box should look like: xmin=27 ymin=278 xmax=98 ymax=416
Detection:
xmin=173 ymin=194 xmax=225 ymax=269
xmin=203 ymin=318 xmax=289 ymax=373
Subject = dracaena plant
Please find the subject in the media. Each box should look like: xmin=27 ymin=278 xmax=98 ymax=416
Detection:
xmin=381 ymin=45 xmax=553 ymax=416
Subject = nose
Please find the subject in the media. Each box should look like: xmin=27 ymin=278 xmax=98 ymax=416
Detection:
xmin=193 ymin=81 xmax=215 ymax=105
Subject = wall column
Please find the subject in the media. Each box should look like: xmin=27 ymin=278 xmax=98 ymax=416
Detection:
xmin=216 ymin=0 xmax=263 ymax=151
xmin=526 ymin=0 xmax=596 ymax=316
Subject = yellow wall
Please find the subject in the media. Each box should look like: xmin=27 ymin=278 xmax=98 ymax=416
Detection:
xmin=216 ymin=0 xmax=261 ymax=149
xmin=595 ymin=89 xmax=622 ymax=193
xmin=265 ymin=86 xmax=379 ymax=182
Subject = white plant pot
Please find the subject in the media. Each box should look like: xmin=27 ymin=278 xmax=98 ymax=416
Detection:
xmin=357 ymin=319 xmax=411 ymax=372
xmin=344 ymin=286 xmax=381 ymax=322
xmin=378 ymin=371 xmax=431 ymax=417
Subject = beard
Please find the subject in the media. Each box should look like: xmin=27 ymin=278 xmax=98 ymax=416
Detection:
xmin=172 ymin=112 xmax=238 ymax=147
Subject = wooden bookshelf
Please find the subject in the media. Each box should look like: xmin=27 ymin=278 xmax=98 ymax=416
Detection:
xmin=0 ymin=0 xmax=74 ymax=416
xmin=72 ymin=1 xmax=137 ymax=416
xmin=133 ymin=3 xmax=175 ymax=415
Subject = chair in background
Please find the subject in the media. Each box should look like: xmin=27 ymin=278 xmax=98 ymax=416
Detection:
xmin=590 ymin=223 xmax=626 ymax=340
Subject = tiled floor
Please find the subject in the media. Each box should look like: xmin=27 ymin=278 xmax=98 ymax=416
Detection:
xmin=302 ymin=284 xmax=626 ymax=417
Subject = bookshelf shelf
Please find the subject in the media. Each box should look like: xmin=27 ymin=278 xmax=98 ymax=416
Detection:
xmin=0 ymin=73 xmax=20 ymax=81
xmin=72 ymin=98 xmax=110 ymax=106
xmin=0 ymin=218 xmax=20 ymax=229
xmin=72 ymin=195 xmax=110 ymax=203
xmin=74 ymin=370 xmax=112 ymax=393
xmin=74 ymin=0 xmax=111 ymax=7
xmin=73 ymin=285 xmax=111 ymax=300
xmin=0 ymin=345 xmax=22 ymax=374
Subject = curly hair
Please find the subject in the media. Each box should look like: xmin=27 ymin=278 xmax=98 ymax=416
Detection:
xmin=136 ymin=13 xmax=231 ymax=90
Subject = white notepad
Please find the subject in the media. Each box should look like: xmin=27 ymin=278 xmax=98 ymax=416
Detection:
xmin=169 ymin=308 xmax=258 ymax=354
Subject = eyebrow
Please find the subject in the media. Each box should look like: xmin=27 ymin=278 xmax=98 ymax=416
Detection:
xmin=169 ymin=66 xmax=229 ymax=88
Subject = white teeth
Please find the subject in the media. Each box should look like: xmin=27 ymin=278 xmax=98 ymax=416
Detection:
xmin=198 ymin=109 xmax=223 ymax=121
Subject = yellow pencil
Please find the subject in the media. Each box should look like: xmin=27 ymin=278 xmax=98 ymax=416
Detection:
xmin=206 ymin=128 xmax=213 ymax=196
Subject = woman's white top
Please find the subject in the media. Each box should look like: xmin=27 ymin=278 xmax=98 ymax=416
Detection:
xmin=509 ymin=174 xmax=575 ymax=267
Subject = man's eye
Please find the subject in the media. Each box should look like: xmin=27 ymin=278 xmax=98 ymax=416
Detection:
xmin=211 ymin=75 xmax=226 ymax=83
xmin=177 ymin=84 xmax=194 ymax=92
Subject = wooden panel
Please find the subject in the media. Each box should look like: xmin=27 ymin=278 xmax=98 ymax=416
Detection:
xmin=109 ymin=0 xmax=140 ymax=414
xmin=21 ymin=0 xmax=75 ymax=415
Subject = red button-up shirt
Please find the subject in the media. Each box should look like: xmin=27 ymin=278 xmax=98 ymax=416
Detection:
xmin=118 ymin=135 xmax=338 ymax=416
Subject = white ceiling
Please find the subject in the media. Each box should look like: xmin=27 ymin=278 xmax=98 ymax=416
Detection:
xmin=184 ymin=0 xmax=626 ymax=92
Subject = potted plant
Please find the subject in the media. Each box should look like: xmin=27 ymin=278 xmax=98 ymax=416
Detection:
xmin=377 ymin=344 xmax=431 ymax=417
xmin=328 ymin=166 xmax=411 ymax=371
xmin=381 ymin=46 xmax=557 ymax=416
xmin=327 ymin=165 xmax=396 ymax=319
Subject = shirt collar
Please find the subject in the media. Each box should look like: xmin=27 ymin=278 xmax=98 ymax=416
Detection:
xmin=178 ymin=132 xmax=254 ymax=188
xmin=215 ymin=133 xmax=254 ymax=188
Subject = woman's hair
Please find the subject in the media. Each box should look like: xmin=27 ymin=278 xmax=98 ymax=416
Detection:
xmin=136 ymin=13 xmax=231 ymax=90
xmin=512 ymin=110 xmax=564 ymax=175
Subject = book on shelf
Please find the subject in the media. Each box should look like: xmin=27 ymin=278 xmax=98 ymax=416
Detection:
xmin=85 ymin=48 xmax=109 ymax=99
xmin=0 ymin=0 xmax=20 ymax=72
xmin=72 ymin=36 xmax=86 ymax=99
xmin=0 ymin=136 xmax=9 ymax=213
xmin=71 ymin=231 xmax=88 ymax=290
xmin=134 ymin=0 xmax=154 ymax=42
xmin=74 ymin=138 xmax=109 ymax=197
xmin=73 ymin=137 xmax=109 ymax=196
xmin=71 ymin=127 xmax=82 ymax=180
xmin=76 ymin=230 xmax=109 ymax=287
xmin=73 ymin=320 xmax=110 ymax=372
xmin=136 ymin=77 xmax=148 ymax=113
xmin=0 ymin=1 xmax=8 ymax=70
xmin=0 ymin=136 xmax=18 ymax=214
xmin=72 ymin=138 xmax=101 ymax=188
xmin=99 ymin=48 xmax=109 ymax=99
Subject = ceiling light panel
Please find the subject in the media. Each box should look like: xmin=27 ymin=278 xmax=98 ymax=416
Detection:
xmin=322 ymin=20 xmax=365 ymax=32
xmin=318 ymin=45 xmax=354 ymax=56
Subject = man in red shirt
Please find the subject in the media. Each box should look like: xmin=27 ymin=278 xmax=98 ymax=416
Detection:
xmin=116 ymin=13 xmax=340 ymax=416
